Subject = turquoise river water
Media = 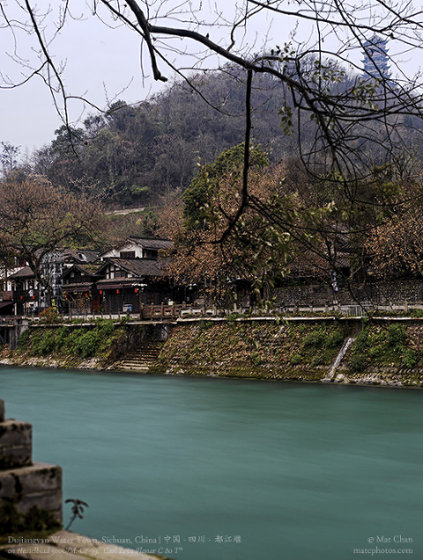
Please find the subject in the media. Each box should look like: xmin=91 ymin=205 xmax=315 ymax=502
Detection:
xmin=0 ymin=366 xmax=422 ymax=560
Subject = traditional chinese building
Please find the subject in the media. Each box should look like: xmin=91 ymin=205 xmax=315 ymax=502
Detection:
xmin=100 ymin=237 xmax=172 ymax=261
xmin=61 ymin=263 xmax=103 ymax=315
xmin=8 ymin=267 xmax=39 ymax=316
xmin=96 ymin=258 xmax=174 ymax=314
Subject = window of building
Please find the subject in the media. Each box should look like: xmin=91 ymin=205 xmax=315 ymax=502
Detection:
xmin=120 ymin=251 xmax=136 ymax=259
xmin=143 ymin=249 xmax=158 ymax=259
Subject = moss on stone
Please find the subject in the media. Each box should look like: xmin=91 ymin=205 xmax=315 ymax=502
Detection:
xmin=0 ymin=499 xmax=61 ymax=536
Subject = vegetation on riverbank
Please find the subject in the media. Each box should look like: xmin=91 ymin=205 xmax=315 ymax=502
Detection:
xmin=347 ymin=323 xmax=423 ymax=372
xmin=12 ymin=320 xmax=144 ymax=368
xmin=155 ymin=319 xmax=423 ymax=387
xmin=3 ymin=318 xmax=423 ymax=387
xmin=157 ymin=320 xmax=348 ymax=378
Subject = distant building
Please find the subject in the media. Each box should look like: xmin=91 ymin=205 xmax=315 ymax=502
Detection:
xmin=38 ymin=249 xmax=100 ymax=312
xmin=100 ymin=237 xmax=172 ymax=261
xmin=96 ymin=258 xmax=174 ymax=314
xmin=62 ymin=263 xmax=103 ymax=315
xmin=8 ymin=267 xmax=38 ymax=316
xmin=362 ymin=35 xmax=390 ymax=80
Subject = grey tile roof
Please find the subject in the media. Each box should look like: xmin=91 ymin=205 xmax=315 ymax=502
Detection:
xmin=62 ymin=263 xmax=102 ymax=278
xmin=8 ymin=266 xmax=34 ymax=279
xmin=99 ymin=258 xmax=166 ymax=278
xmin=128 ymin=237 xmax=173 ymax=251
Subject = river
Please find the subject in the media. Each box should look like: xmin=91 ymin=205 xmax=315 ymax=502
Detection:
xmin=0 ymin=366 xmax=422 ymax=559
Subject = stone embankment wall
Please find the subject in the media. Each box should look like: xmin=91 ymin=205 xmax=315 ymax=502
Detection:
xmin=156 ymin=319 xmax=352 ymax=381
xmin=4 ymin=317 xmax=423 ymax=388
xmin=0 ymin=321 xmax=169 ymax=370
xmin=155 ymin=319 xmax=423 ymax=388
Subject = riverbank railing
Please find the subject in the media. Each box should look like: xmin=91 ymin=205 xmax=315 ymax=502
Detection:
xmin=4 ymin=301 xmax=423 ymax=324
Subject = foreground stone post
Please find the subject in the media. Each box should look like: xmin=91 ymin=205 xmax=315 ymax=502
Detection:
xmin=0 ymin=399 xmax=62 ymax=533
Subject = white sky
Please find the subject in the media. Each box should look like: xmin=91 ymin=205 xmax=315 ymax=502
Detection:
xmin=1 ymin=7 xmax=162 ymax=153
xmin=0 ymin=1 xmax=421 ymax=155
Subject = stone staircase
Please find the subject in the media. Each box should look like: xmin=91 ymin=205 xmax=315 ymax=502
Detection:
xmin=115 ymin=341 xmax=163 ymax=372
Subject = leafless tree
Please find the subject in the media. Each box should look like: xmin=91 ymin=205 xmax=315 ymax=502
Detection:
xmin=1 ymin=1 xmax=423 ymax=242
xmin=0 ymin=176 xmax=104 ymax=301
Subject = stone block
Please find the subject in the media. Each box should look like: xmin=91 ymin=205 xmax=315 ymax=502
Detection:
xmin=0 ymin=462 xmax=62 ymax=525
xmin=0 ymin=420 xmax=32 ymax=469
xmin=20 ymin=491 xmax=62 ymax=517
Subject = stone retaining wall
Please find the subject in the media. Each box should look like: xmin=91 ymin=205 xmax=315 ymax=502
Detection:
xmin=272 ymin=279 xmax=423 ymax=307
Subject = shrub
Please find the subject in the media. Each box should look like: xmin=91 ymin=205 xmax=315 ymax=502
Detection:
xmin=17 ymin=329 xmax=31 ymax=350
xmin=302 ymin=327 xmax=326 ymax=348
xmin=326 ymin=329 xmax=344 ymax=348
xmin=96 ymin=319 xmax=115 ymax=336
xmin=39 ymin=307 xmax=59 ymax=323
xmin=16 ymin=322 xmax=123 ymax=361
xmin=37 ymin=331 xmax=56 ymax=356
xmin=387 ymin=324 xmax=407 ymax=346
xmin=75 ymin=330 xmax=102 ymax=358
xmin=251 ymin=351 xmax=262 ymax=365
xmin=198 ymin=320 xmax=213 ymax=333
xmin=289 ymin=353 xmax=302 ymax=365
xmin=349 ymin=353 xmax=367 ymax=372
xmin=401 ymin=348 xmax=419 ymax=368
xmin=54 ymin=327 xmax=70 ymax=352
xmin=226 ymin=313 xmax=240 ymax=322
xmin=354 ymin=328 xmax=371 ymax=353
xmin=311 ymin=354 xmax=325 ymax=366
xmin=63 ymin=329 xmax=83 ymax=355
xmin=410 ymin=308 xmax=423 ymax=318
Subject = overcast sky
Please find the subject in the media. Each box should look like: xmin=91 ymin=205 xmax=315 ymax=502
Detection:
xmin=1 ymin=6 xmax=165 ymax=154
xmin=1 ymin=1 xmax=420 ymax=157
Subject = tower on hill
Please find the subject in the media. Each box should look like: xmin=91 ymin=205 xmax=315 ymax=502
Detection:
xmin=362 ymin=35 xmax=390 ymax=80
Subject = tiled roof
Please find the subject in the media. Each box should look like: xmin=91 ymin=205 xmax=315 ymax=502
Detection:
xmin=62 ymin=282 xmax=95 ymax=292
xmin=62 ymin=263 xmax=102 ymax=278
xmin=8 ymin=266 xmax=34 ymax=279
xmin=99 ymin=258 xmax=165 ymax=278
xmin=128 ymin=237 xmax=172 ymax=251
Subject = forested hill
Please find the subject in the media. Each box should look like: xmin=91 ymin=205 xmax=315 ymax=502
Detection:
xmin=5 ymin=64 xmax=423 ymax=208
xmin=25 ymin=67 xmax=307 ymax=206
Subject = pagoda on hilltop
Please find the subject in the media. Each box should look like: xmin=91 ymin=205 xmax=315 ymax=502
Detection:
xmin=362 ymin=35 xmax=390 ymax=80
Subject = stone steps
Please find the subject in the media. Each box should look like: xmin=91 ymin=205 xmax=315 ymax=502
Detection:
xmin=115 ymin=342 xmax=163 ymax=372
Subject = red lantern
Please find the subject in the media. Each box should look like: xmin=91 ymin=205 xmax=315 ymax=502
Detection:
xmin=99 ymin=290 xmax=103 ymax=295
xmin=134 ymin=288 xmax=139 ymax=294
xmin=116 ymin=289 xmax=120 ymax=294
xmin=20 ymin=295 xmax=24 ymax=301
xmin=32 ymin=296 xmax=35 ymax=301
xmin=84 ymin=292 xmax=88 ymax=298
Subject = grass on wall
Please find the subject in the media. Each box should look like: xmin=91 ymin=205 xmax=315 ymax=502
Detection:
xmin=348 ymin=323 xmax=421 ymax=372
xmin=17 ymin=320 xmax=124 ymax=360
xmin=159 ymin=321 xmax=347 ymax=370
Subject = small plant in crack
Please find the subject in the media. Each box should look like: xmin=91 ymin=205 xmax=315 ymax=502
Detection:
xmin=65 ymin=499 xmax=89 ymax=530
